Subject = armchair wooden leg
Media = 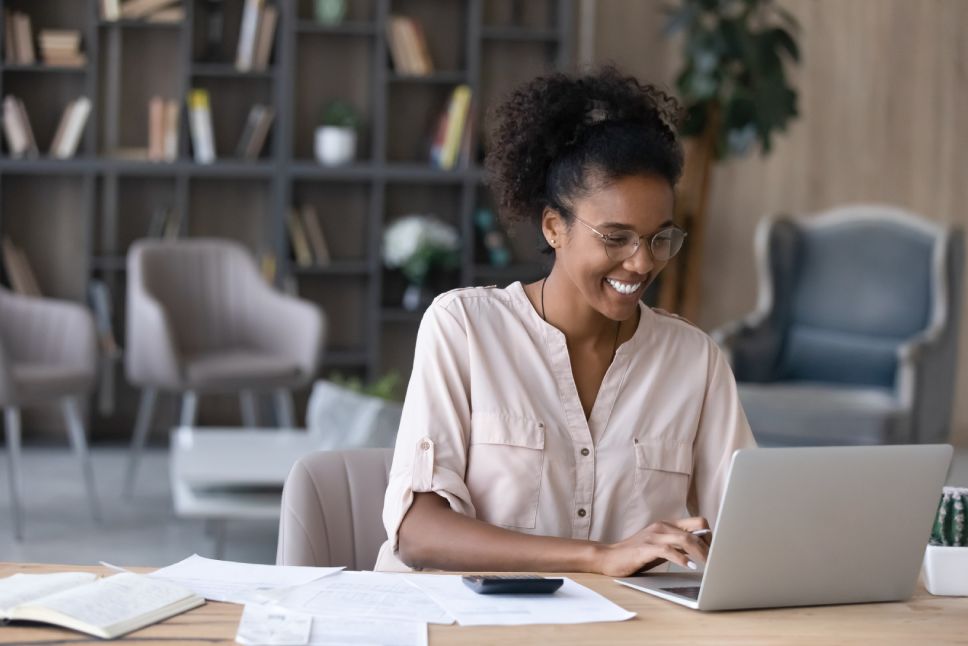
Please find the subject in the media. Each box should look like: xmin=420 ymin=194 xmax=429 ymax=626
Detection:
xmin=239 ymin=390 xmax=258 ymax=428
xmin=124 ymin=388 xmax=157 ymax=497
xmin=273 ymin=389 xmax=295 ymax=428
xmin=180 ymin=391 xmax=199 ymax=427
xmin=62 ymin=397 xmax=101 ymax=522
xmin=4 ymin=407 xmax=24 ymax=541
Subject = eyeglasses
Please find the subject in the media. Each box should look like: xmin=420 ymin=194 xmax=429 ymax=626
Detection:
xmin=571 ymin=214 xmax=687 ymax=262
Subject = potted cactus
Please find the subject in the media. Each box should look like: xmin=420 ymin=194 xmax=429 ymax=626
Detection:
xmin=922 ymin=486 xmax=968 ymax=595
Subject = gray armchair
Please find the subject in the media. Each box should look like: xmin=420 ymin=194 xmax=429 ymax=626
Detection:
xmin=714 ymin=205 xmax=964 ymax=446
xmin=0 ymin=287 xmax=100 ymax=540
xmin=125 ymin=238 xmax=325 ymax=492
xmin=277 ymin=448 xmax=394 ymax=569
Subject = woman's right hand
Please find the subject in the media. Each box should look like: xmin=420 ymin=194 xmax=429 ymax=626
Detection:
xmin=594 ymin=517 xmax=711 ymax=577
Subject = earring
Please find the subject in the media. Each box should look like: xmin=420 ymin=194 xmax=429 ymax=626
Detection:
xmin=550 ymin=239 xmax=557 ymax=247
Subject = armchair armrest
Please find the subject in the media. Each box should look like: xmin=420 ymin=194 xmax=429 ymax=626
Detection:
xmin=125 ymin=259 xmax=182 ymax=388
xmin=711 ymin=314 xmax=783 ymax=383
xmin=248 ymin=287 xmax=325 ymax=383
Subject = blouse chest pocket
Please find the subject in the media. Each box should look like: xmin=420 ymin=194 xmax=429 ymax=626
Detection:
xmin=465 ymin=412 xmax=545 ymax=529
xmin=633 ymin=438 xmax=693 ymax=503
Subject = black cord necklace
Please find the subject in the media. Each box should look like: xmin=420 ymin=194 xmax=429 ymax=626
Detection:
xmin=541 ymin=277 xmax=621 ymax=358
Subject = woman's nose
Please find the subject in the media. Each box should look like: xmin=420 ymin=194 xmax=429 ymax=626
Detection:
xmin=623 ymin=241 xmax=655 ymax=275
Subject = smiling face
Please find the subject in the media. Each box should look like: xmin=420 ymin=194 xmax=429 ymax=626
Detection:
xmin=543 ymin=172 xmax=676 ymax=322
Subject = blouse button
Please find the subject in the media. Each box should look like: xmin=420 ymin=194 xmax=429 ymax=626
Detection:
xmin=577 ymin=508 xmax=587 ymax=518
xmin=580 ymin=448 xmax=590 ymax=457
xmin=420 ymin=441 xmax=431 ymax=451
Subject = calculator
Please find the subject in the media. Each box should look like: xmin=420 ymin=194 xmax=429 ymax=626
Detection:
xmin=461 ymin=575 xmax=564 ymax=595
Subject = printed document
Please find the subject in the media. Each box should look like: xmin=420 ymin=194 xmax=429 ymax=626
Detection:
xmin=237 ymin=603 xmax=428 ymax=646
xmin=264 ymin=570 xmax=453 ymax=625
xmin=404 ymin=575 xmax=636 ymax=626
xmin=150 ymin=554 xmax=342 ymax=604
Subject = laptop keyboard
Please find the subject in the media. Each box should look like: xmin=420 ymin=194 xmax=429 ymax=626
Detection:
xmin=660 ymin=586 xmax=701 ymax=600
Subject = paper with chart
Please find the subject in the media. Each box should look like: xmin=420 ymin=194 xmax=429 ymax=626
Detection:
xmin=265 ymin=570 xmax=453 ymax=625
xmin=149 ymin=555 xmax=342 ymax=604
xmin=404 ymin=575 xmax=636 ymax=626
xmin=236 ymin=603 xmax=428 ymax=646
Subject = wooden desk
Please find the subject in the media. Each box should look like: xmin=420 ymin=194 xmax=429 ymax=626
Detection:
xmin=2 ymin=562 xmax=967 ymax=645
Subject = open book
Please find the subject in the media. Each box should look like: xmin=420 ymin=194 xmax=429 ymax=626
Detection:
xmin=0 ymin=571 xmax=204 ymax=639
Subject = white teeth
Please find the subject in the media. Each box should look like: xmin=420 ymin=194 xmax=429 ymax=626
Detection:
xmin=606 ymin=278 xmax=642 ymax=295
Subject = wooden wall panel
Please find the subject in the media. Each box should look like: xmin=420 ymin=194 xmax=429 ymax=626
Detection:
xmin=593 ymin=0 xmax=968 ymax=442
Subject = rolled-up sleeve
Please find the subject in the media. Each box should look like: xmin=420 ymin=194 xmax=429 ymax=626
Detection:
xmin=381 ymin=297 xmax=476 ymax=561
xmin=687 ymin=339 xmax=757 ymax=527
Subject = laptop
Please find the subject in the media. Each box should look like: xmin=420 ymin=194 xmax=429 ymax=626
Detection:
xmin=616 ymin=444 xmax=952 ymax=611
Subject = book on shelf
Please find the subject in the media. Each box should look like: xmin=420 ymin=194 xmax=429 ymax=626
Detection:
xmin=88 ymin=279 xmax=121 ymax=358
xmin=0 ymin=571 xmax=204 ymax=640
xmin=259 ymin=250 xmax=277 ymax=283
xmin=163 ymin=207 xmax=184 ymax=239
xmin=146 ymin=204 xmax=171 ymax=238
xmin=163 ymin=99 xmax=180 ymax=161
xmin=187 ymin=89 xmax=216 ymax=164
xmin=147 ymin=6 xmax=185 ymax=23
xmin=287 ymin=209 xmax=313 ymax=268
xmin=235 ymin=0 xmax=264 ymax=72
xmin=120 ymin=0 xmax=180 ymax=20
xmin=1 ymin=237 xmax=42 ymax=296
xmin=300 ymin=204 xmax=331 ymax=265
xmin=430 ymin=84 xmax=472 ymax=170
xmin=10 ymin=11 xmax=36 ymax=65
xmin=148 ymin=96 xmax=165 ymax=160
xmin=3 ymin=12 xmax=15 ymax=63
xmin=101 ymin=0 xmax=121 ymax=21
xmin=252 ymin=4 xmax=277 ymax=72
xmin=49 ymin=97 xmax=92 ymax=159
xmin=2 ymin=95 xmax=39 ymax=159
xmin=235 ymin=104 xmax=274 ymax=160
xmin=387 ymin=15 xmax=433 ymax=75
xmin=38 ymin=29 xmax=86 ymax=67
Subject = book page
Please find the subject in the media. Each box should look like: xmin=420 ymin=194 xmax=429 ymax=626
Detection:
xmin=23 ymin=572 xmax=195 ymax=630
xmin=0 ymin=573 xmax=97 ymax=614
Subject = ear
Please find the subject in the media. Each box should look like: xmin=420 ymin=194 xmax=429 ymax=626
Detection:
xmin=541 ymin=207 xmax=567 ymax=249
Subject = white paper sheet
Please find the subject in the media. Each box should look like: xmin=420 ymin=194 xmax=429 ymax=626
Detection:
xmin=265 ymin=571 xmax=453 ymax=625
xmin=236 ymin=604 xmax=313 ymax=645
xmin=149 ymin=554 xmax=342 ymax=604
xmin=404 ymin=575 xmax=636 ymax=626
xmin=306 ymin=616 xmax=427 ymax=646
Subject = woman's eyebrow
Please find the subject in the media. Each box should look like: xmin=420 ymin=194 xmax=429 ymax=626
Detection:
xmin=600 ymin=219 xmax=675 ymax=231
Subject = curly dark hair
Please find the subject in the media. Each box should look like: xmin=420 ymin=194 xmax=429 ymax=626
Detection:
xmin=485 ymin=65 xmax=683 ymax=241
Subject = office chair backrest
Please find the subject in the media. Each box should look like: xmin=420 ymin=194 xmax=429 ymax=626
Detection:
xmin=277 ymin=448 xmax=394 ymax=570
xmin=770 ymin=206 xmax=948 ymax=388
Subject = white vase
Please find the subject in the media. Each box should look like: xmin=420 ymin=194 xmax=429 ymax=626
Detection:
xmin=314 ymin=126 xmax=356 ymax=166
xmin=922 ymin=544 xmax=968 ymax=596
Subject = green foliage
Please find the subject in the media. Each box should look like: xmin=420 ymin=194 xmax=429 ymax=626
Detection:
xmin=320 ymin=100 xmax=360 ymax=129
xmin=931 ymin=487 xmax=968 ymax=547
xmin=330 ymin=371 xmax=403 ymax=402
xmin=664 ymin=0 xmax=801 ymax=158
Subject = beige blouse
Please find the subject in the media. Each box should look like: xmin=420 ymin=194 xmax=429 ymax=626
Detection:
xmin=375 ymin=282 xmax=755 ymax=571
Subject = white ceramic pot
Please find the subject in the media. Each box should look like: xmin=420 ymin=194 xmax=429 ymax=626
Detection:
xmin=922 ymin=544 xmax=968 ymax=596
xmin=314 ymin=126 xmax=356 ymax=166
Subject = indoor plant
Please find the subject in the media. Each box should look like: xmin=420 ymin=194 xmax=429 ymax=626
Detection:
xmin=314 ymin=100 xmax=359 ymax=166
xmin=923 ymin=486 xmax=968 ymax=596
xmin=382 ymin=214 xmax=460 ymax=310
xmin=306 ymin=373 xmax=404 ymax=450
xmin=659 ymin=0 xmax=801 ymax=320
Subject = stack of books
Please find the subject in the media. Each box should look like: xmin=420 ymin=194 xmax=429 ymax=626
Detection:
xmin=236 ymin=0 xmax=278 ymax=72
xmin=38 ymin=30 xmax=86 ymax=67
xmin=105 ymin=0 xmax=185 ymax=22
xmin=430 ymin=85 xmax=474 ymax=170
xmin=1 ymin=237 xmax=41 ymax=296
xmin=3 ymin=10 xmax=36 ymax=65
xmin=148 ymin=96 xmax=180 ymax=162
xmin=386 ymin=15 xmax=434 ymax=75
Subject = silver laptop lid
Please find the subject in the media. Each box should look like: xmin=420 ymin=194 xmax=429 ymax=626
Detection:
xmin=695 ymin=444 xmax=951 ymax=611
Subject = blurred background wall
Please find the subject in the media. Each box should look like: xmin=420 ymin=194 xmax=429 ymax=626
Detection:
xmin=589 ymin=0 xmax=968 ymax=443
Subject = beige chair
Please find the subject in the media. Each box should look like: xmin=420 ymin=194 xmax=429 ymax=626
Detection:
xmin=125 ymin=238 xmax=325 ymax=493
xmin=0 ymin=286 xmax=100 ymax=540
xmin=276 ymin=448 xmax=394 ymax=569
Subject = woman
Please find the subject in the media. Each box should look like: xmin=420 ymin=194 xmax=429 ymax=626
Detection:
xmin=375 ymin=66 xmax=755 ymax=576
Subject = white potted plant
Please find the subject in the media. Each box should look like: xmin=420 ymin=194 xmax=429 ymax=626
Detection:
xmin=382 ymin=214 xmax=461 ymax=311
xmin=314 ymin=100 xmax=358 ymax=166
xmin=922 ymin=486 xmax=968 ymax=596
xmin=306 ymin=373 xmax=403 ymax=449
